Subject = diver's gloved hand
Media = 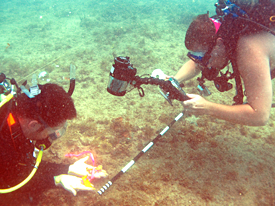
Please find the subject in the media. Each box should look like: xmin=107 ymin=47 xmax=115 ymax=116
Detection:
xmin=68 ymin=156 xmax=94 ymax=176
xmin=68 ymin=156 xmax=108 ymax=178
xmin=54 ymin=174 xmax=95 ymax=196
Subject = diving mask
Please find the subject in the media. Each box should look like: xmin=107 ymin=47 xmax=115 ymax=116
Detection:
xmin=35 ymin=121 xmax=68 ymax=150
xmin=187 ymin=51 xmax=206 ymax=64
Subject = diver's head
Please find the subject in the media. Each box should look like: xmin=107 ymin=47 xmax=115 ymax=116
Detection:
xmin=185 ymin=14 xmax=228 ymax=70
xmin=185 ymin=14 xmax=216 ymax=53
xmin=18 ymin=118 xmax=68 ymax=149
xmin=16 ymin=83 xmax=76 ymax=149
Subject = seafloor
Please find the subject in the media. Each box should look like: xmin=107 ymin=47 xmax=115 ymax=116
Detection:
xmin=1 ymin=0 xmax=275 ymax=205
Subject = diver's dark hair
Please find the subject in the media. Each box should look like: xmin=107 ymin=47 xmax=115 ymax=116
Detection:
xmin=185 ymin=14 xmax=216 ymax=51
xmin=16 ymin=83 xmax=77 ymax=127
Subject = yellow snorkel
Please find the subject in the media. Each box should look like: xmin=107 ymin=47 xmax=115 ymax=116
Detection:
xmin=0 ymin=146 xmax=44 ymax=194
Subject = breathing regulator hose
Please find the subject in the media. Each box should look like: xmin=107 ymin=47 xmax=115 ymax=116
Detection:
xmin=0 ymin=146 xmax=44 ymax=194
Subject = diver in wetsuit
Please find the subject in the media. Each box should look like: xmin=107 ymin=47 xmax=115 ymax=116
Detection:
xmin=0 ymin=75 xmax=105 ymax=204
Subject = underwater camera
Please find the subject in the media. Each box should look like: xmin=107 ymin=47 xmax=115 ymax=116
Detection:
xmin=107 ymin=56 xmax=190 ymax=102
xmin=107 ymin=56 xmax=137 ymax=96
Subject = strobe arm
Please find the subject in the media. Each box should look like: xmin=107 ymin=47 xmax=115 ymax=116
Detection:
xmin=131 ymin=76 xmax=190 ymax=102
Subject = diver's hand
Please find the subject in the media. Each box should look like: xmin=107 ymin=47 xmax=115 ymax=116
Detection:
xmin=182 ymin=94 xmax=209 ymax=115
xmin=68 ymin=156 xmax=108 ymax=179
xmin=68 ymin=156 xmax=94 ymax=177
xmin=54 ymin=174 xmax=95 ymax=196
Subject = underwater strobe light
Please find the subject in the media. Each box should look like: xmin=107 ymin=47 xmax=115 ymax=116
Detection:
xmin=107 ymin=56 xmax=137 ymax=96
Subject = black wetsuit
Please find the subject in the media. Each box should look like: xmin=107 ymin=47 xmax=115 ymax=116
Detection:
xmin=0 ymin=99 xmax=69 ymax=205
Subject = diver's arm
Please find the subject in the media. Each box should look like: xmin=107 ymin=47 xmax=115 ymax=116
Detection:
xmin=26 ymin=161 xmax=70 ymax=191
xmin=183 ymin=93 xmax=270 ymax=126
xmin=174 ymin=60 xmax=201 ymax=82
xmin=206 ymin=101 xmax=269 ymax=126
xmin=184 ymin=32 xmax=273 ymax=126
xmin=231 ymin=32 xmax=273 ymax=126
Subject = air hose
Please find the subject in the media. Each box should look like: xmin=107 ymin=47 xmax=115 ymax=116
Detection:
xmin=0 ymin=146 xmax=44 ymax=194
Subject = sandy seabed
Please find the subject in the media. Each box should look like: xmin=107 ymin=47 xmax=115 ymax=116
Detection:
xmin=1 ymin=0 xmax=275 ymax=205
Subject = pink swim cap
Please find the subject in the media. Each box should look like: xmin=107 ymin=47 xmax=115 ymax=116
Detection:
xmin=209 ymin=18 xmax=221 ymax=33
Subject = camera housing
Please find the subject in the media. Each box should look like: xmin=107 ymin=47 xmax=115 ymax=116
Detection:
xmin=107 ymin=56 xmax=137 ymax=96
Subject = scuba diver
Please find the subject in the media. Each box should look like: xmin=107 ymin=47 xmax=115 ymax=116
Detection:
xmin=0 ymin=71 xmax=105 ymax=204
xmin=170 ymin=0 xmax=275 ymax=126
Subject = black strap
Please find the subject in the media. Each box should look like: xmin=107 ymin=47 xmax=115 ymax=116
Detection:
xmin=231 ymin=60 xmax=244 ymax=105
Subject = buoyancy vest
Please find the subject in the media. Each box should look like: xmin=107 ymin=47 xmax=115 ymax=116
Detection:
xmin=0 ymin=99 xmax=35 ymax=188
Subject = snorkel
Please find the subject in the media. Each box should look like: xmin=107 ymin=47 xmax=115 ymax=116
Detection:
xmin=68 ymin=63 xmax=76 ymax=96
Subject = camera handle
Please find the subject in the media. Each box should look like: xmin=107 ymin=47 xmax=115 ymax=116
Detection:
xmin=130 ymin=76 xmax=190 ymax=102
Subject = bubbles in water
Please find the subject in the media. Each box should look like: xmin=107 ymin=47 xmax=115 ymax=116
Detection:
xmin=38 ymin=71 xmax=50 ymax=84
